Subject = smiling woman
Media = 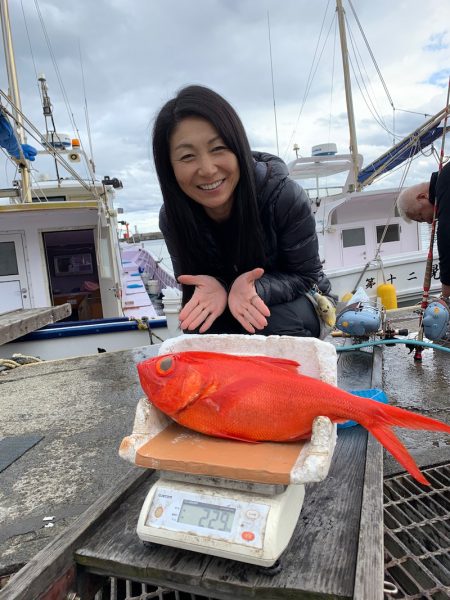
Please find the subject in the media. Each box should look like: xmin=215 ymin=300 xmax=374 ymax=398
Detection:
xmin=152 ymin=85 xmax=336 ymax=338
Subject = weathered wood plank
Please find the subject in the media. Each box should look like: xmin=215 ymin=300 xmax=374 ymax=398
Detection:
xmin=353 ymin=434 xmax=384 ymax=600
xmin=0 ymin=468 xmax=151 ymax=600
xmin=0 ymin=306 xmax=72 ymax=346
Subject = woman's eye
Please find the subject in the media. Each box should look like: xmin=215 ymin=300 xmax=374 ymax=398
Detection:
xmin=212 ymin=145 xmax=227 ymax=152
xmin=179 ymin=153 xmax=194 ymax=161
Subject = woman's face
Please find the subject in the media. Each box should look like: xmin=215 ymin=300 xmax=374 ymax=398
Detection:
xmin=169 ymin=117 xmax=240 ymax=222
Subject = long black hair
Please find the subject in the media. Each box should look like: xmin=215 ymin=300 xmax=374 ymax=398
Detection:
xmin=152 ymin=85 xmax=265 ymax=276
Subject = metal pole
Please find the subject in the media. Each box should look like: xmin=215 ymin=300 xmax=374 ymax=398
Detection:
xmin=336 ymin=0 xmax=360 ymax=191
xmin=0 ymin=0 xmax=32 ymax=202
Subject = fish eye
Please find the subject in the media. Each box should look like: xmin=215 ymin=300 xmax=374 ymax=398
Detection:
xmin=156 ymin=356 xmax=174 ymax=376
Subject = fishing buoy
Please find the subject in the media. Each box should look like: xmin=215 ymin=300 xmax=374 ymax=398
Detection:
xmin=377 ymin=283 xmax=397 ymax=310
xmin=341 ymin=291 xmax=353 ymax=303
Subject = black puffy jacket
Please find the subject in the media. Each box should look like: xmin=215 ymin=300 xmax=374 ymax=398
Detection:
xmin=159 ymin=152 xmax=333 ymax=306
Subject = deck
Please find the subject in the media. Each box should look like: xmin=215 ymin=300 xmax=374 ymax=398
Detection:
xmin=0 ymin=343 xmax=383 ymax=600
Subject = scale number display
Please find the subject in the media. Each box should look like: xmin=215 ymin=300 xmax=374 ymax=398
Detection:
xmin=143 ymin=485 xmax=270 ymax=549
xmin=177 ymin=499 xmax=236 ymax=532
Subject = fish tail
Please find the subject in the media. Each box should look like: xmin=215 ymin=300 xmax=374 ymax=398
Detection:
xmin=379 ymin=403 xmax=450 ymax=434
xmin=368 ymin=422 xmax=430 ymax=486
xmin=360 ymin=403 xmax=450 ymax=486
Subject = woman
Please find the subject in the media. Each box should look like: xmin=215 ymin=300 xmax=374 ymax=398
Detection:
xmin=153 ymin=85 xmax=334 ymax=337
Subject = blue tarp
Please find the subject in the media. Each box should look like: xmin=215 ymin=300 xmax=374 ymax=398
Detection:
xmin=0 ymin=112 xmax=37 ymax=161
xmin=357 ymin=126 xmax=448 ymax=184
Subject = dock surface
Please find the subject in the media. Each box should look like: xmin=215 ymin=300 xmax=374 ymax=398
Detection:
xmin=0 ymin=342 xmax=383 ymax=599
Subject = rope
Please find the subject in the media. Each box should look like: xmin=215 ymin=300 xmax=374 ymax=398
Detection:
xmin=345 ymin=16 xmax=393 ymax=137
xmin=283 ymin=0 xmax=334 ymax=160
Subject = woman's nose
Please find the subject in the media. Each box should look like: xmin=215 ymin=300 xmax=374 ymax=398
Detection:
xmin=197 ymin=154 xmax=217 ymax=177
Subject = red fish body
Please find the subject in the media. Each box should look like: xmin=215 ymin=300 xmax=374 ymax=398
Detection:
xmin=137 ymin=351 xmax=450 ymax=485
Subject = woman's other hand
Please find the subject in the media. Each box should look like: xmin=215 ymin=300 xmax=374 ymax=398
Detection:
xmin=177 ymin=275 xmax=227 ymax=333
xmin=228 ymin=268 xmax=271 ymax=333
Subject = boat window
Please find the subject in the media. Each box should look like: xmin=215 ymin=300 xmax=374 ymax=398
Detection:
xmin=342 ymin=228 xmax=365 ymax=247
xmin=0 ymin=241 xmax=19 ymax=275
xmin=376 ymin=224 xmax=400 ymax=244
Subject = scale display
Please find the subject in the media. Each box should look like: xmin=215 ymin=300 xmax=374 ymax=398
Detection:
xmin=137 ymin=478 xmax=306 ymax=566
xmin=177 ymin=499 xmax=236 ymax=532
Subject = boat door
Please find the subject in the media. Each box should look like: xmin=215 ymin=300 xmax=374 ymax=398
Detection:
xmin=0 ymin=233 xmax=31 ymax=312
xmin=340 ymin=226 xmax=369 ymax=267
xmin=96 ymin=225 xmax=123 ymax=318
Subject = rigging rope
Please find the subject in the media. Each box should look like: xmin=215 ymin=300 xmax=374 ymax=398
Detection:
xmin=345 ymin=16 xmax=394 ymax=138
xmin=267 ymin=12 xmax=279 ymax=156
xmin=282 ymin=0 xmax=333 ymax=161
xmin=347 ymin=0 xmax=394 ymax=110
xmin=33 ymin=0 xmax=94 ymax=184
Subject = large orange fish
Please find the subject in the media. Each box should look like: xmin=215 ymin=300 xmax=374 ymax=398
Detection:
xmin=137 ymin=351 xmax=450 ymax=486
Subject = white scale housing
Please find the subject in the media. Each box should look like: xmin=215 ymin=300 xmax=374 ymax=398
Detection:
xmin=137 ymin=477 xmax=305 ymax=566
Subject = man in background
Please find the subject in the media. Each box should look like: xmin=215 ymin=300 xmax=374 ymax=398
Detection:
xmin=397 ymin=160 xmax=450 ymax=340
xmin=397 ymin=160 xmax=450 ymax=299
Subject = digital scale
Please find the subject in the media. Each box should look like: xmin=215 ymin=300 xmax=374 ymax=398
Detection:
xmin=137 ymin=473 xmax=305 ymax=566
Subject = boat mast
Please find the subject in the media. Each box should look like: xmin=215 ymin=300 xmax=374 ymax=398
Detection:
xmin=0 ymin=0 xmax=32 ymax=202
xmin=336 ymin=0 xmax=360 ymax=191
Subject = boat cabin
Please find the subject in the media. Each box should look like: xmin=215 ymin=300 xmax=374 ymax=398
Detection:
xmin=0 ymin=182 xmax=123 ymax=320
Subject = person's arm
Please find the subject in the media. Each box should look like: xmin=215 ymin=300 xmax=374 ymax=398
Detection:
xmin=254 ymin=179 xmax=322 ymax=305
xmin=436 ymin=162 xmax=450 ymax=294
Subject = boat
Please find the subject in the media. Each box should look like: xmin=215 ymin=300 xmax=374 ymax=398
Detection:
xmin=287 ymin=0 xmax=448 ymax=307
xmin=0 ymin=4 xmax=175 ymax=362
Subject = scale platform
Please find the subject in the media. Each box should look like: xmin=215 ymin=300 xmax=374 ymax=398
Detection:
xmin=135 ymin=422 xmax=327 ymax=485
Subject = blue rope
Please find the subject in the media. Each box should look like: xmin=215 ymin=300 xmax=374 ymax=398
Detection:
xmin=335 ymin=338 xmax=450 ymax=353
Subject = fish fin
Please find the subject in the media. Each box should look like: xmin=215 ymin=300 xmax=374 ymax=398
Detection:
xmin=242 ymin=355 xmax=301 ymax=372
xmin=368 ymin=423 xmax=430 ymax=486
xmin=176 ymin=351 xmax=300 ymax=372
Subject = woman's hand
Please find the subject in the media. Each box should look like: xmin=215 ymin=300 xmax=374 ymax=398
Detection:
xmin=228 ymin=268 xmax=271 ymax=333
xmin=177 ymin=275 xmax=227 ymax=333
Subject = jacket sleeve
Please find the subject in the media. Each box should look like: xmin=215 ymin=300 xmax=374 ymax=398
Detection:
xmin=159 ymin=205 xmax=182 ymax=280
xmin=436 ymin=161 xmax=450 ymax=285
xmin=254 ymin=179 xmax=324 ymax=305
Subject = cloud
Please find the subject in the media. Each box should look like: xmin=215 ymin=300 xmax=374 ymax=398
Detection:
xmin=426 ymin=69 xmax=450 ymax=87
xmin=424 ymin=31 xmax=449 ymax=52
xmin=1 ymin=0 xmax=449 ymax=232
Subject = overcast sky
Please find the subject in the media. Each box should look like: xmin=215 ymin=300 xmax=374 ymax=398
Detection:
xmin=1 ymin=0 xmax=449 ymax=232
